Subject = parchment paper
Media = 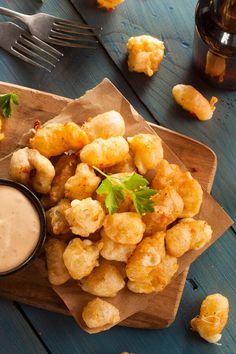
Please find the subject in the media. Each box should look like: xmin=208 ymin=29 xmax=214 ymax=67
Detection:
xmin=0 ymin=79 xmax=233 ymax=333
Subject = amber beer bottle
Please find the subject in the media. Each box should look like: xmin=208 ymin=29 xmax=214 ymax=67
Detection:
xmin=193 ymin=0 xmax=236 ymax=89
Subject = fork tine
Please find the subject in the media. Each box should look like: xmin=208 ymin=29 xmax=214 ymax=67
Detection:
xmin=53 ymin=18 xmax=97 ymax=30
xmin=53 ymin=23 xmax=96 ymax=37
xmin=19 ymin=36 xmax=60 ymax=62
xmin=47 ymin=37 xmax=97 ymax=49
xmin=50 ymin=30 xmax=98 ymax=44
xmin=11 ymin=48 xmax=52 ymax=72
xmin=21 ymin=32 xmax=63 ymax=58
xmin=13 ymin=42 xmax=56 ymax=68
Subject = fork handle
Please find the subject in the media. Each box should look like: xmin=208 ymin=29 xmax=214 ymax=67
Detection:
xmin=0 ymin=7 xmax=30 ymax=25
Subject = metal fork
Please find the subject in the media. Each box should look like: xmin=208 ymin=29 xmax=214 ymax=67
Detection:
xmin=0 ymin=22 xmax=63 ymax=72
xmin=0 ymin=7 xmax=98 ymax=48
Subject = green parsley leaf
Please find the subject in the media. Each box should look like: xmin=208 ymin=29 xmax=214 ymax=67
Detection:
xmin=120 ymin=172 xmax=149 ymax=191
xmin=96 ymin=178 xmax=112 ymax=195
xmin=0 ymin=93 xmax=19 ymax=118
xmin=94 ymin=166 xmax=158 ymax=215
xmin=131 ymin=187 xmax=157 ymax=215
xmin=96 ymin=178 xmax=125 ymax=214
xmin=105 ymin=185 xmax=125 ymax=214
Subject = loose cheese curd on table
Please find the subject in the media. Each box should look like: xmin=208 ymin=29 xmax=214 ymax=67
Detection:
xmin=127 ymin=35 xmax=165 ymax=77
xmin=82 ymin=298 xmax=120 ymax=329
xmin=191 ymin=294 xmax=229 ymax=343
xmin=45 ymin=238 xmax=70 ymax=285
xmin=80 ymin=136 xmax=129 ymax=169
xmin=65 ymin=198 xmax=105 ymax=237
xmin=166 ymin=218 xmax=212 ymax=257
xmin=142 ymin=186 xmax=184 ymax=235
xmin=49 ymin=154 xmax=78 ymax=204
xmin=46 ymin=199 xmax=71 ymax=235
xmin=100 ymin=230 xmax=136 ymax=262
xmin=103 ymin=212 xmax=145 ymax=245
xmin=65 ymin=163 xmax=101 ymax=200
xmin=9 ymin=147 xmax=55 ymax=194
xmin=63 ymin=238 xmax=102 ymax=280
xmin=127 ymin=134 xmax=163 ymax=174
xmin=172 ymin=84 xmax=218 ymax=121
xmin=30 ymin=122 xmax=89 ymax=158
xmin=126 ymin=231 xmax=166 ymax=283
xmin=152 ymin=159 xmax=203 ymax=217
xmin=82 ymin=111 xmax=125 ymax=141
xmin=0 ymin=185 xmax=40 ymax=273
xmin=80 ymin=260 xmax=125 ymax=297
xmin=127 ymin=254 xmax=178 ymax=294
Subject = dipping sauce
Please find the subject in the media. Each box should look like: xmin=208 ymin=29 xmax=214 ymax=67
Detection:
xmin=0 ymin=185 xmax=40 ymax=273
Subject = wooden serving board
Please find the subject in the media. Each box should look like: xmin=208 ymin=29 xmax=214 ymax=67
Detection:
xmin=0 ymin=82 xmax=217 ymax=329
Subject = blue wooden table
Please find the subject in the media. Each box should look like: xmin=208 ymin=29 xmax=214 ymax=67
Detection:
xmin=0 ymin=0 xmax=235 ymax=353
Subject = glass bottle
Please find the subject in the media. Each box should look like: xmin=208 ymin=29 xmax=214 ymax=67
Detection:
xmin=193 ymin=0 xmax=236 ymax=90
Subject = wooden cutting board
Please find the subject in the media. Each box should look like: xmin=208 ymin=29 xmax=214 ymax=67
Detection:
xmin=0 ymin=82 xmax=216 ymax=329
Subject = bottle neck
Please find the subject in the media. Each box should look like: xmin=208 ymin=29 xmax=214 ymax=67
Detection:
xmin=211 ymin=0 xmax=236 ymax=31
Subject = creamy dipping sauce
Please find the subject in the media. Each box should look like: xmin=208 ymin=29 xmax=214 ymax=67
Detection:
xmin=0 ymin=185 xmax=40 ymax=273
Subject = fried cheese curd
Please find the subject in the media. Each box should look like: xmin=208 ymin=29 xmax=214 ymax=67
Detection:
xmin=191 ymin=294 xmax=229 ymax=344
xmin=143 ymin=186 xmax=184 ymax=236
xmin=49 ymin=154 xmax=78 ymax=204
xmin=100 ymin=229 xmax=136 ymax=262
xmin=44 ymin=238 xmax=70 ymax=285
xmin=80 ymin=136 xmax=129 ymax=169
xmin=82 ymin=298 xmax=120 ymax=329
xmin=152 ymin=159 xmax=203 ymax=217
xmin=46 ymin=199 xmax=71 ymax=235
xmin=63 ymin=238 xmax=102 ymax=280
xmin=65 ymin=198 xmax=105 ymax=237
xmin=9 ymin=147 xmax=55 ymax=194
xmin=41 ymin=194 xmax=56 ymax=210
xmin=172 ymin=84 xmax=218 ymax=121
xmin=127 ymin=254 xmax=178 ymax=294
xmin=83 ymin=111 xmax=125 ymax=141
xmin=126 ymin=231 xmax=166 ymax=283
xmin=127 ymin=134 xmax=163 ymax=175
xmin=30 ymin=122 xmax=89 ymax=158
xmin=103 ymin=212 xmax=145 ymax=245
xmin=97 ymin=0 xmax=124 ymax=10
xmin=166 ymin=218 xmax=212 ymax=258
xmin=105 ymin=152 xmax=136 ymax=174
xmin=80 ymin=260 xmax=125 ymax=297
xmin=64 ymin=163 xmax=101 ymax=200
xmin=127 ymin=35 xmax=165 ymax=77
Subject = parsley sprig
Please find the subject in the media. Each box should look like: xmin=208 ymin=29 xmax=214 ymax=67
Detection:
xmin=0 ymin=93 xmax=19 ymax=118
xmin=94 ymin=167 xmax=157 ymax=215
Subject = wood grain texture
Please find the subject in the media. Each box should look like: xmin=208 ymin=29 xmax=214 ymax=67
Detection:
xmin=0 ymin=82 xmax=216 ymax=330
xmin=71 ymin=0 xmax=236 ymax=227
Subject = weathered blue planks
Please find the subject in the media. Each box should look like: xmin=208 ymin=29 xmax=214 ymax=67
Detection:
xmin=0 ymin=299 xmax=47 ymax=354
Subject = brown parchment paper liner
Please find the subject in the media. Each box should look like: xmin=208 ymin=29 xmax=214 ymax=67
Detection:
xmin=0 ymin=79 xmax=233 ymax=334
